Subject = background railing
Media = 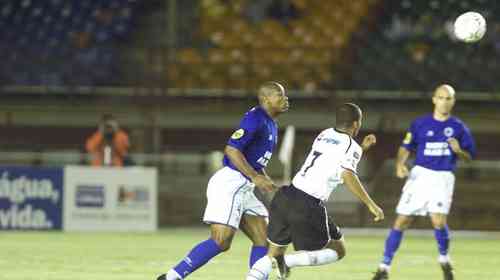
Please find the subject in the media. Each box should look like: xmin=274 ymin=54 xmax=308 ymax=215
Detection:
xmin=1 ymin=150 xmax=499 ymax=229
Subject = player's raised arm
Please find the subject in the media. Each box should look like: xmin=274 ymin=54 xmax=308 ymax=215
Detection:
xmin=341 ymin=169 xmax=384 ymax=222
xmin=224 ymin=145 xmax=276 ymax=192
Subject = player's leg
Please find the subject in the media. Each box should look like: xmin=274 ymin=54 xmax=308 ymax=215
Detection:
xmin=247 ymin=186 xmax=292 ymax=280
xmin=272 ymin=187 xmax=345 ymax=270
xmin=246 ymin=243 xmax=288 ymax=280
xmin=159 ymin=167 xmax=247 ymax=280
xmin=161 ymin=224 xmax=235 ymax=280
xmin=430 ymin=213 xmax=454 ymax=280
xmin=373 ymin=167 xmax=428 ymax=279
xmin=240 ymin=214 xmax=269 ymax=268
xmin=431 ymin=213 xmax=450 ymax=262
xmin=382 ymin=214 xmax=414 ymax=267
xmin=372 ymin=215 xmax=414 ymax=280
xmin=428 ymin=170 xmax=455 ymax=280
xmin=284 ymin=220 xmax=345 ymax=268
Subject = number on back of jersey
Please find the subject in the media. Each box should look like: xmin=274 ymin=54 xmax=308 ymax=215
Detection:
xmin=301 ymin=151 xmax=322 ymax=176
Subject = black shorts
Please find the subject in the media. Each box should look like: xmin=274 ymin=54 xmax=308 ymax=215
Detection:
xmin=267 ymin=185 xmax=343 ymax=251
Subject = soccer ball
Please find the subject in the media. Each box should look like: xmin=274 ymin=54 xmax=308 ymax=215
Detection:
xmin=454 ymin=12 xmax=486 ymax=43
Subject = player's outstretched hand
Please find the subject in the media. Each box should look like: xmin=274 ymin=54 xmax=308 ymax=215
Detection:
xmin=368 ymin=204 xmax=384 ymax=222
xmin=395 ymin=164 xmax=409 ymax=179
xmin=252 ymin=174 xmax=277 ymax=192
xmin=361 ymin=134 xmax=377 ymax=152
xmin=447 ymin=137 xmax=462 ymax=153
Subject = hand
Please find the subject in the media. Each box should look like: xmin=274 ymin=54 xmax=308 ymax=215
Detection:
xmin=251 ymin=174 xmax=277 ymax=192
xmin=368 ymin=204 xmax=384 ymax=222
xmin=447 ymin=137 xmax=462 ymax=153
xmin=395 ymin=164 xmax=409 ymax=179
xmin=361 ymin=134 xmax=377 ymax=152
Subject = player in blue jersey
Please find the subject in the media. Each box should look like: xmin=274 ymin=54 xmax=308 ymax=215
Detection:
xmin=371 ymin=84 xmax=476 ymax=280
xmin=156 ymin=82 xmax=289 ymax=280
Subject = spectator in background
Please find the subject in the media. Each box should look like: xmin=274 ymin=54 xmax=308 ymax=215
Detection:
xmin=86 ymin=114 xmax=130 ymax=167
xmin=267 ymin=0 xmax=301 ymax=25
xmin=244 ymin=0 xmax=273 ymax=24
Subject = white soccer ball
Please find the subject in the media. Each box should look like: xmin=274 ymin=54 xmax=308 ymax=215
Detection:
xmin=454 ymin=12 xmax=486 ymax=43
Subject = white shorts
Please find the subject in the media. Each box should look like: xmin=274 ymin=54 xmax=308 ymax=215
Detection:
xmin=203 ymin=167 xmax=268 ymax=229
xmin=396 ymin=165 xmax=455 ymax=216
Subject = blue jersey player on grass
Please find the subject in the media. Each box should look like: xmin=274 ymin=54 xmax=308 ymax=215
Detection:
xmin=371 ymin=84 xmax=476 ymax=280
xmin=156 ymin=82 xmax=289 ymax=280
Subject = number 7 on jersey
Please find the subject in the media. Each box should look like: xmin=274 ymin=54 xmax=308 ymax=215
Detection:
xmin=301 ymin=151 xmax=322 ymax=176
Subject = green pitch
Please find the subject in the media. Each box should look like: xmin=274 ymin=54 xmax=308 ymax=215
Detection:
xmin=1 ymin=228 xmax=499 ymax=280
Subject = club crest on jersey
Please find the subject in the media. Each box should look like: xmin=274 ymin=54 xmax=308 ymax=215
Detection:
xmin=231 ymin=129 xmax=245 ymax=139
xmin=444 ymin=127 xmax=454 ymax=137
xmin=426 ymin=130 xmax=434 ymax=137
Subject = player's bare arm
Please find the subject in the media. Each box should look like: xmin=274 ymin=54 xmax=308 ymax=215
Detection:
xmin=447 ymin=137 xmax=472 ymax=162
xmin=341 ymin=169 xmax=384 ymax=222
xmin=395 ymin=147 xmax=410 ymax=178
xmin=224 ymin=145 xmax=276 ymax=192
xmin=361 ymin=134 xmax=377 ymax=152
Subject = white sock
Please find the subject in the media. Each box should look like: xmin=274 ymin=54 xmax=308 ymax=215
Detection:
xmin=247 ymin=256 xmax=272 ymax=280
xmin=439 ymin=254 xmax=451 ymax=264
xmin=284 ymin=248 xmax=339 ymax=267
xmin=166 ymin=269 xmax=182 ymax=280
xmin=378 ymin=263 xmax=390 ymax=271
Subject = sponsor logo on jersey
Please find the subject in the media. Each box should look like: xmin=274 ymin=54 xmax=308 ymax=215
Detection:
xmin=231 ymin=129 xmax=245 ymax=139
xmin=403 ymin=132 xmax=412 ymax=144
xmin=316 ymin=136 xmax=340 ymax=145
xmin=423 ymin=142 xmax=451 ymax=156
xmin=257 ymin=151 xmax=272 ymax=166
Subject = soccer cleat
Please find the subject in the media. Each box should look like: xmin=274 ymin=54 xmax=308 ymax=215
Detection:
xmin=371 ymin=269 xmax=388 ymax=280
xmin=156 ymin=274 xmax=166 ymax=280
xmin=272 ymin=255 xmax=291 ymax=279
xmin=440 ymin=262 xmax=454 ymax=280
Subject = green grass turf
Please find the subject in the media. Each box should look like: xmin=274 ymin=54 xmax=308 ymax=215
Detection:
xmin=1 ymin=228 xmax=499 ymax=280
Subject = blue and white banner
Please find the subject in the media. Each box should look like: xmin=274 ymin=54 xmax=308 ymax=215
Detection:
xmin=64 ymin=166 xmax=157 ymax=232
xmin=0 ymin=167 xmax=63 ymax=230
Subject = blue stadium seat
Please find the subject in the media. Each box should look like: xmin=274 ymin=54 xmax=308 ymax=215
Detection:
xmin=0 ymin=0 xmax=136 ymax=87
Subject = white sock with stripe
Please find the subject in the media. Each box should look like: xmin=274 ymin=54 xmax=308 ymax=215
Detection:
xmin=284 ymin=248 xmax=339 ymax=267
xmin=246 ymin=256 xmax=272 ymax=280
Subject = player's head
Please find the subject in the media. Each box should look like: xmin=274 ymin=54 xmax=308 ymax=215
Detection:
xmin=335 ymin=103 xmax=363 ymax=137
xmin=432 ymin=84 xmax=456 ymax=115
xmin=257 ymin=81 xmax=289 ymax=116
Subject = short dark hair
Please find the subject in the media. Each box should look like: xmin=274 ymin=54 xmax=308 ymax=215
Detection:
xmin=258 ymin=81 xmax=283 ymax=96
xmin=257 ymin=81 xmax=284 ymax=104
xmin=335 ymin=103 xmax=362 ymax=129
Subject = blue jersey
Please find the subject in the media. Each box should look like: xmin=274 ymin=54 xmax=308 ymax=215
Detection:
xmin=223 ymin=106 xmax=278 ymax=174
xmin=401 ymin=114 xmax=476 ymax=171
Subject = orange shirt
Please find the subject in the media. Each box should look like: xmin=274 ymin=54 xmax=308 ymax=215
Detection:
xmin=85 ymin=130 xmax=130 ymax=167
